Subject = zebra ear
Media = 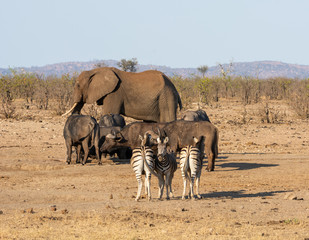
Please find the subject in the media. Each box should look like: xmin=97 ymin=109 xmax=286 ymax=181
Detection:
xmin=164 ymin=137 xmax=169 ymax=144
xmin=157 ymin=137 xmax=161 ymax=143
xmin=193 ymin=136 xmax=199 ymax=143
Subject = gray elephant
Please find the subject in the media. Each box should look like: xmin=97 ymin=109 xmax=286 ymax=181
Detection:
xmin=63 ymin=67 xmax=182 ymax=123
xmin=63 ymin=114 xmax=100 ymax=165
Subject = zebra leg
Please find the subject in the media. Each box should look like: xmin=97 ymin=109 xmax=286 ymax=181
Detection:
xmin=190 ymin=176 xmax=196 ymax=200
xmin=158 ymin=175 xmax=164 ymax=200
xmin=182 ymin=169 xmax=187 ymax=200
xmin=165 ymin=174 xmax=171 ymax=200
xmin=145 ymin=173 xmax=151 ymax=201
xmin=187 ymin=171 xmax=192 ymax=199
xmin=144 ymin=176 xmax=148 ymax=196
xmin=168 ymin=173 xmax=174 ymax=198
xmin=196 ymin=169 xmax=202 ymax=199
xmin=135 ymin=175 xmax=143 ymax=202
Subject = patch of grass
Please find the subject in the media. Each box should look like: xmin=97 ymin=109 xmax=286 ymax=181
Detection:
xmin=283 ymin=218 xmax=300 ymax=225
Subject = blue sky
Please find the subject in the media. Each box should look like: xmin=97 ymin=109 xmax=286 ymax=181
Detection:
xmin=1 ymin=0 xmax=309 ymax=68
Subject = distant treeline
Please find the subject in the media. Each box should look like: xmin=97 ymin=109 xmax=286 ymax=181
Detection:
xmin=1 ymin=69 xmax=308 ymax=119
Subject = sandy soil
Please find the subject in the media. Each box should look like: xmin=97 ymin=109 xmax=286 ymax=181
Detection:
xmin=0 ymin=100 xmax=308 ymax=239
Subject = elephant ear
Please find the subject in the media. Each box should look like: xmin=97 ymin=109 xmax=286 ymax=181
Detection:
xmin=85 ymin=68 xmax=119 ymax=104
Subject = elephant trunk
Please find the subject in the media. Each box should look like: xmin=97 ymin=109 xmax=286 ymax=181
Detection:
xmin=62 ymin=102 xmax=84 ymax=116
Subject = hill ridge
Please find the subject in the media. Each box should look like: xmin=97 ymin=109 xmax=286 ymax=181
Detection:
xmin=1 ymin=60 xmax=309 ymax=79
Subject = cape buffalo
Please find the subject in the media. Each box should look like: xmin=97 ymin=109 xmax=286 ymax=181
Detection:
xmin=183 ymin=109 xmax=211 ymax=122
xmin=162 ymin=120 xmax=218 ymax=171
xmin=99 ymin=114 xmax=126 ymax=128
xmin=102 ymin=120 xmax=219 ymax=171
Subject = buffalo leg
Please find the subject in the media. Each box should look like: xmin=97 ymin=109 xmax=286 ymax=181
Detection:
xmin=206 ymin=152 xmax=214 ymax=171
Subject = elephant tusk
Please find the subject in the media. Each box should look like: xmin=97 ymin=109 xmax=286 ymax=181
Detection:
xmin=62 ymin=103 xmax=78 ymax=117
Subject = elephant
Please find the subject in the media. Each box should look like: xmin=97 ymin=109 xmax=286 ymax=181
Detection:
xmin=63 ymin=67 xmax=182 ymax=123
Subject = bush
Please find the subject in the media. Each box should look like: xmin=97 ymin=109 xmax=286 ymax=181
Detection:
xmin=288 ymin=79 xmax=309 ymax=119
xmin=0 ymin=75 xmax=16 ymax=118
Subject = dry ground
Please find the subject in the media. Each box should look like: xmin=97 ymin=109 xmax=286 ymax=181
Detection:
xmin=0 ymin=100 xmax=308 ymax=239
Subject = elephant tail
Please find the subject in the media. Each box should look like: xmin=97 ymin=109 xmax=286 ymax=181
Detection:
xmin=214 ymin=127 xmax=219 ymax=158
xmin=177 ymin=91 xmax=183 ymax=111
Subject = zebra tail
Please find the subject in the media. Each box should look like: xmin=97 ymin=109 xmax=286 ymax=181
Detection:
xmin=183 ymin=147 xmax=190 ymax=181
xmin=142 ymin=147 xmax=159 ymax=178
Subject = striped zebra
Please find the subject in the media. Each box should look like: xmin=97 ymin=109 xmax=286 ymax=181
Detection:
xmin=151 ymin=136 xmax=177 ymax=200
xmin=131 ymin=134 xmax=155 ymax=201
xmin=180 ymin=136 xmax=204 ymax=200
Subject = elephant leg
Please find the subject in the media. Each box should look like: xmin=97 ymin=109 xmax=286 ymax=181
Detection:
xmin=76 ymin=145 xmax=82 ymax=164
xmin=101 ymin=93 xmax=123 ymax=115
xmin=65 ymin=141 xmax=72 ymax=164
xmin=81 ymin=138 xmax=89 ymax=165
xmin=91 ymin=125 xmax=100 ymax=164
xmin=159 ymin=90 xmax=177 ymax=122
xmin=94 ymin=138 xmax=100 ymax=165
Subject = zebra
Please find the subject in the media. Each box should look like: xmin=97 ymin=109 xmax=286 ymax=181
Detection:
xmin=180 ymin=136 xmax=205 ymax=200
xmin=150 ymin=136 xmax=177 ymax=200
xmin=130 ymin=133 xmax=155 ymax=201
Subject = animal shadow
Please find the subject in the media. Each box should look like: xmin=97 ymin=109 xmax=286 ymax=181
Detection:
xmin=218 ymin=162 xmax=279 ymax=171
xmin=201 ymin=190 xmax=289 ymax=199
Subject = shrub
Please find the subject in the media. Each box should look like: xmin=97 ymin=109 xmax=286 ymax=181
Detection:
xmin=0 ymin=75 xmax=16 ymax=118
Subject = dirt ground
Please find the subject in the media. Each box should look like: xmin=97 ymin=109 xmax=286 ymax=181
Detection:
xmin=0 ymin=100 xmax=308 ymax=239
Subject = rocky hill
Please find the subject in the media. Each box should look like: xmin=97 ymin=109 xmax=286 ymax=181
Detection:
xmin=1 ymin=60 xmax=309 ymax=79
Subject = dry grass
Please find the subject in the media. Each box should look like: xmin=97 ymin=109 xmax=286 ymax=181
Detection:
xmin=0 ymin=99 xmax=309 ymax=239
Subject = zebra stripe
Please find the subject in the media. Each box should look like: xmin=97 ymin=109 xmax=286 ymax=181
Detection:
xmin=180 ymin=145 xmax=203 ymax=200
xmin=131 ymin=146 xmax=155 ymax=201
xmin=155 ymin=153 xmax=177 ymax=200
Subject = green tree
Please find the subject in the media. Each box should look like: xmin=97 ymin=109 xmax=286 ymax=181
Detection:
xmin=196 ymin=77 xmax=212 ymax=105
xmin=50 ymin=73 xmax=75 ymax=115
xmin=11 ymin=69 xmax=38 ymax=104
xmin=34 ymin=74 xmax=52 ymax=110
xmin=0 ymin=75 xmax=16 ymax=118
xmin=197 ymin=65 xmax=208 ymax=78
xmin=117 ymin=58 xmax=138 ymax=72
xmin=94 ymin=62 xmax=107 ymax=68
